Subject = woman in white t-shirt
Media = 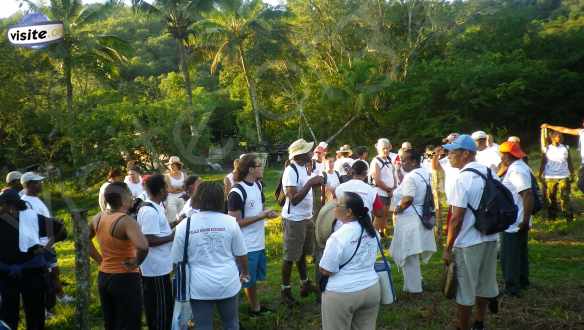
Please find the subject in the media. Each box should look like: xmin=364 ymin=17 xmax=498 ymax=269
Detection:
xmin=171 ymin=182 xmax=249 ymax=330
xmin=124 ymin=166 xmax=144 ymax=199
xmin=319 ymin=192 xmax=380 ymax=330
xmin=389 ymin=149 xmax=436 ymax=293
xmin=370 ymin=138 xmax=397 ymax=236
xmin=164 ymin=156 xmax=187 ymax=224
xmin=540 ymin=131 xmax=574 ymax=220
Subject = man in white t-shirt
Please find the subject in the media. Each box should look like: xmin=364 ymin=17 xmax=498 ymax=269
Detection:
xmin=281 ymin=139 xmax=324 ymax=306
xmin=499 ymin=142 xmax=534 ymax=297
xmin=369 ymin=138 xmax=397 ymax=236
xmin=312 ymin=142 xmax=328 ymax=175
xmin=228 ymin=154 xmax=277 ymax=316
xmin=334 ymin=145 xmax=355 ymax=177
xmin=335 ymin=160 xmax=384 ymax=220
xmin=442 ymin=135 xmax=499 ymax=330
xmin=472 ymin=131 xmax=501 ymax=173
xmin=541 ymin=120 xmax=584 ymax=194
xmin=321 ymin=155 xmax=341 ymax=203
xmin=137 ymin=174 xmax=174 ymax=330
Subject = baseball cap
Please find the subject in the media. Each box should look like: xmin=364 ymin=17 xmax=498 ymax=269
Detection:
xmin=442 ymin=134 xmax=477 ymax=152
xmin=20 ymin=172 xmax=45 ymax=185
xmin=499 ymin=142 xmax=526 ymax=159
xmin=5 ymin=171 xmax=22 ymax=184
xmin=471 ymin=131 xmax=488 ymax=140
xmin=0 ymin=189 xmax=27 ymax=211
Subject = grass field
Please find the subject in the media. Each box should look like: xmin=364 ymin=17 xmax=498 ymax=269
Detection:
xmin=37 ymin=166 xmax=584 ymax=330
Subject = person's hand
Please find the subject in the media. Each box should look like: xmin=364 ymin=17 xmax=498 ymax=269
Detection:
xmin=240 ymin=273 xmax=250 ymax=284
xmin=122 ymin=258 xmax=139 ymax=271
xmin=262 ymin=209 xmax=278 ymax=219
xmin=308 ymin=175 xmax=324 ymax=187
xmin=433 ymin=146 xmax=443 ymax=155
xmin=442 ymin=249 xmax=453 ymax=265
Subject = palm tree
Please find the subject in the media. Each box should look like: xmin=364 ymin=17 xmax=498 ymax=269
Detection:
xmin=132 ymin=0 xmax=214 ymax=107
xmin=25 ymin=0 xmax=129 ymax=113
xmin=203 ymin=0 xmax=288 ymax=144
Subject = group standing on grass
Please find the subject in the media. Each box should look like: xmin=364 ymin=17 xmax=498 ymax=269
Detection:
xmin=1 ymin=118 xmax=583 ymax=330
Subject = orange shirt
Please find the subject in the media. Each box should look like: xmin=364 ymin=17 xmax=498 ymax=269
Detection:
xmin=96 ymin=212 xmax=138 ymax=274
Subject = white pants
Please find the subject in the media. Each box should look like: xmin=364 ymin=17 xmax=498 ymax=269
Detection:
xmin=165 ymin=194 xmax=185 ymax=223
xmin=402 ymin=254 xmax=422 ymax=293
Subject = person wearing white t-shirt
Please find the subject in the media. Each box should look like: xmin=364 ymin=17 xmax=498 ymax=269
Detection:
xmin=370 ymin=138 xmax=397 ymax=236
xmin=541 ymin=120 xmax=584 ymax=194
xmin=321 ymin=156 xmax=341 ymax=203
xmin=224 ymin=158 xmax=240 ymax=202
xmin=336 ymin=160 xmax=384 ymax=221
xmin=172 ymin=182 xmax=248 ymax=330
xmin=137 ymin=174 xmax=174 ymax=330
xmin=124 ymin=166 xmax=144 ymax=199
xmin=176 ymin=175 xmax=201 ymax=222
xmin=442 ymin=135 xmax=499 ymax=330
xmin=499 ymin=142 xmax=534 ymax=297
xmin=319 ymin=192 xmax=381 ymax=330
xmin=390 ymin=150 xmax=437 ymax=294
xmin=472 ymin=131 xmax=501 ymax=173
xmin=98 ymin=169 xmax=124 ymax=212
xmin=227 ymin=154 xmax=278 ymax=317
xmin=312 ymin=142 xmax=328 ymax=175
xmin=539 ymin=131 xmax=574 ymax=221
xmin=281 ymin=139 xmax=324 ymax=306
xmin=334 ymin=145 xmax=355 ymax=177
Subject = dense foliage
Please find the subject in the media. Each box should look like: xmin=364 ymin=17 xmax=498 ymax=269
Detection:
xmin=1 ymin=0 xmax=583 ymax=179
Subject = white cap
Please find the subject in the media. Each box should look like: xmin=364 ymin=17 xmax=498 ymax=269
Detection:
xmin=20 ymin=172 xmax=45 ymax=185
xmin=5 ymin=171 xmax=22 ymax=184
xmin=471 ymin=131 xmax=488 ymax=140
xmin=317 ymin=142 xmax=328 ymax=150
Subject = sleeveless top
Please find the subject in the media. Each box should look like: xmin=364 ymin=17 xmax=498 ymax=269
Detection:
xmin=167 ymin=172 xmax=185 ymax=197
xmin=96 ymin=212 xmax=138 ymax=274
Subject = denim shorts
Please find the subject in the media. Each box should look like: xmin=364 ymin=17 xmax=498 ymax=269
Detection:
xmin=243 ymin=249 xmax=267 ymax=289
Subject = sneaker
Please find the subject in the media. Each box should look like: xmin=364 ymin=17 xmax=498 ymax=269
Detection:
xmin=472 ymin=320 xmax=485 ymax=330
xmin=281 ymin=288 xmax=298 ymax=307
xmin=248 ymin=306 xmax=274 ymax=318
xmin=300 ymin=281 xmax=319 ymax=298
xmin=58 ymin=294 xmax=75 ymax=304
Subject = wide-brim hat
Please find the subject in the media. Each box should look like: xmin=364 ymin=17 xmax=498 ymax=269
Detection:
xmin=315 ymin=201 xmax=338 ymax=248
xmin=336 ymin=144 xmax=353 ymax=155
xmin=166 ymin=156 xmax=183 ymax=166
xmin=288 ymin=139 xmax=314 ymax=160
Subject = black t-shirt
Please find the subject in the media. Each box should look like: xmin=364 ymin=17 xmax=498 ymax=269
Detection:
xmin=227 ymin=180 xmax=265 ymax=212
xmin=0 ymin=212 xmax=47 ymax=265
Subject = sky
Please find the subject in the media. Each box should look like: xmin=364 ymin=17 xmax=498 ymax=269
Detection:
xmin=0 ymin=0 xmax=285 ymax=19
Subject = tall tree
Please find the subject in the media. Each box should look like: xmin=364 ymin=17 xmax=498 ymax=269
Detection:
xmin=203 ymin=0 xmax=289 ymax=144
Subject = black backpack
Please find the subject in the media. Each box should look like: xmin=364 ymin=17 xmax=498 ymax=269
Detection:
xmin=275 ymin=163 xmax=299 ymax=208
xmin=128 ymin=199 xmax=158 ymax=220
xmin=412 ymin=172 xmax=436 ymax=230
xmin=462 ymin=168 xmax=518 ymax=235
xmin=530 ymin=173 xmax=543 ymax=215
xmin=230 ymin=181 xmax=263 ymax=218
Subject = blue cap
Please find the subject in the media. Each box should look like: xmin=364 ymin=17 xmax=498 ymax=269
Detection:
xmin=442 ymin=134 xmax=477 ymax=152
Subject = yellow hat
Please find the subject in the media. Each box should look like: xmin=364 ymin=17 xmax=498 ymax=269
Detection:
xmin=288 ymin=139 xmax=314 ymax=160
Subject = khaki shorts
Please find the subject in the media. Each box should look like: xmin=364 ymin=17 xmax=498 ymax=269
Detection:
xmin=454 ymin=241 xmax=499 ymax=306
xmin=283 ymin=218 xmax=315 ymax=262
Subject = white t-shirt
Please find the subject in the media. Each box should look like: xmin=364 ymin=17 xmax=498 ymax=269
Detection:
xmin=282 ymin=163 xmax=313 ymax=221
xmin=399 ymin=168 xmax=431 ymax=217
xmin=334 ymin=157 xmax=355 ymax=176
xmin=171 ymin=211 xmax=247 ymax=300
xmin=124 ymin=176 xmax=144 ymax=199
xmin=98 ymin=181 xmax=111 ymax=212
xmin=544 ymin=144 xmax=570 ymax=179
xmin=476 ymin=148 xmax=501 ymax=173
xmin=450 ymin=162 xmax=498 ymax=248
xmin=370 ymin=156 xmax=396 ymax=197
xmin=137 ymin=200 xmax=173 ymax=277
xmin=228 ymin=181 xmax=265 ymax=252
xmin=502 ymin=160 xmax=532 ymax=233
xmin=439 ymin=157 xmax=460 ymax=204
xmin=313 ymin=160 xmax=327 ymax=176
xmin=21 ymin=194 xmax=51 ymax=217
xmin=579 ymin=129 xmax=584 ymax=164
xmin=323 ymin=170 xmax=341 ymax=190
xmin=335 ymin=179 xmax=378 ymax=218
xmin=319 ymin=221 xmax=379 ymax=293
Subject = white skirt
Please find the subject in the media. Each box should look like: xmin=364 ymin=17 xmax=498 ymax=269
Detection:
xmin=389 ymin=212 xmax=437 ymax=268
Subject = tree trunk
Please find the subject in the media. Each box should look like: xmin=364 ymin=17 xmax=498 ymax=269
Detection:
xmin=178 ymin=40 xmax=193 ymax=107
xmin=325 ymin=114 xmax=360 ymax=144
xmin=64 ymin=50 xmax=73 ymax=113
xmin=239 ymin=46 xmax=263 ymax=145
xmin=71 ymin=209 xmax=90 ymax=330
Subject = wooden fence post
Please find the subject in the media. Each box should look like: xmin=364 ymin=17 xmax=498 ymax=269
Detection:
xmin=70 ymin=209 xmax=90 ymax=330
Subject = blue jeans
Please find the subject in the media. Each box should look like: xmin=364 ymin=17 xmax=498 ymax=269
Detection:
xmin=190 ymin=295 xmax=239 ymax=330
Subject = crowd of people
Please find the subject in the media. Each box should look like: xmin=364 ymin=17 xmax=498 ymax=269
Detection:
xmin=1 ymin=119 xmax=583 ymax=330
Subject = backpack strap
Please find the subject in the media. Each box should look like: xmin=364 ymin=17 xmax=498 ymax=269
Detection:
xmin=460 ymin=167 xmax=489 ymax=213
xmin=182 ymin=214 xmax=191 ymax=264
xmin=287 ymin=164 xmax=300 ymax=213
xmin=335 ymin=171 xmax=341 ymax=182
xmin=232 ymin=183 xmax=247 ymax=219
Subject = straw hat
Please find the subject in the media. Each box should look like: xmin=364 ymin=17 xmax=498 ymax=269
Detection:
xmin=315 ymin=201 xmax=338 ymax=248
xmin=288 ymin=139 xmax=314 ymax=160
xmin=166 ymin=156 xmax=183 ymax=166
xmin=336 ymin=144 xmax=353 ymax=155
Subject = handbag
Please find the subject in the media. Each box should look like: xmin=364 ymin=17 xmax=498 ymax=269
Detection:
xmin=374 ymin=235 xmax=397 ymax=305
xmin=442 ymin=261 xmax=457 ymax=300
xmin=173 ymin=216 xmax=191 ymax=302
xmin=319 ymin=226 xmax=364 ymax=293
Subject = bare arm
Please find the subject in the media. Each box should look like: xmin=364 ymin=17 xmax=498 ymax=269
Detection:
xmin=146 ymin=233 xmax=175 ymax=247
xmin=542 ymin=124 xmax=581 ymax=136
xmin=236 ymin=255 xmax=249 ymax=280
xmin=395 ymin=196 xmax=414 ymax=214
xmin=319 ymin=266 xmax=332 ymax=277
xmin=445 ymin=206 xmax=466 ymax=252
xmin=123 ymin=219 xmax=149 ymax=266
xmin=539 ymin=154 xmax=547 ymax=179
xmin=286 ymin=176 xmax=323 ymax=206
xmin=228 ymin=209 xmax=270 ymax=228
xmin=88 ymin=215 xmax=102 ymax=264
xmin=431 ymin=147 xmax=444 ymax=172
xmin=518 ymin=189 xmax=533 ymax=232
